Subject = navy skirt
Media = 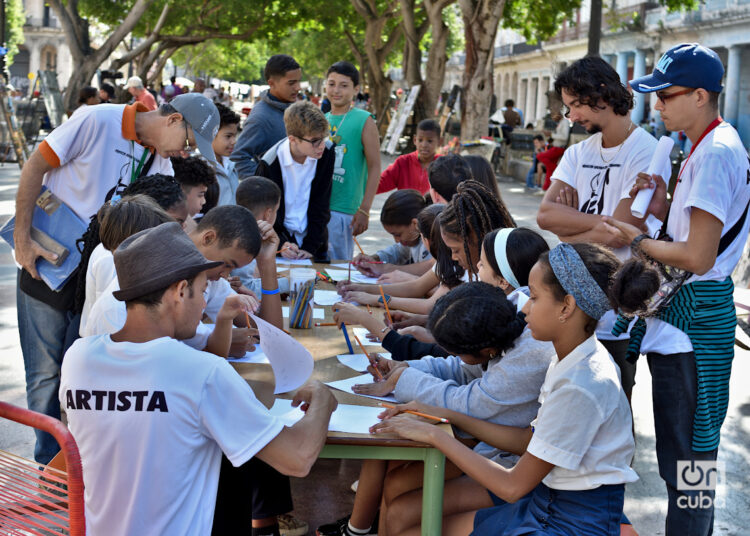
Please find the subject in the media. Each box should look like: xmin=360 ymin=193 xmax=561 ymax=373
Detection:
xmin=472 ymin=482 xmax=625 ymax=536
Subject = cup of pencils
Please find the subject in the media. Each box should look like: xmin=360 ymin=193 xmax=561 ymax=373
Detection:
xmin=290 ymin=269 xmax=316 ymax=329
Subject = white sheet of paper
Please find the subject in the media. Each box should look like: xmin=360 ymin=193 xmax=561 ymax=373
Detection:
xmin=313 ymin=289 xmax=343 ymax=306
xmin=282 ymin=306 xmax=324 ymax=319
xmin=267 ymin=399 xmax=384 ymax=435
xmin=336 ymin=353 xmax=392 ymax=372
xmin=276 ymin=258 xmax=313 ymax=266
xmin=350 ymin=273 xmax=380 ymax=284
xmin=351 ymin=327 xmax=381 ymax=346
xmin=251 ymin=314 xmax=313 ymax=394
xmin=227 ymin=346 xmax=270 ymax=364
xmin=325 ymin=374 xmax=397 ymax=403
xmin=322 ymin=269 xmax=351 ymax=281
xmin=330 ymin=263 xmax=352 ymax=269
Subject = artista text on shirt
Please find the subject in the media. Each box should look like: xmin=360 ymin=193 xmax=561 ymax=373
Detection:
xmin=65 ymin=389 xmax=169 ymax=412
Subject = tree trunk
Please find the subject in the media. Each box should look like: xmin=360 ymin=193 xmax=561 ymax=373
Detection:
xmin=349 ymin=0 xmax=403 ymax=132
xmin=422 ymin=0 xmax=455 ymax=118
xmin=458 ymin=0 xmax=504 ymax=140
xmin=587 ymin=0 xmax=602 ymax=57
xmin=48 ymin=0 xmax=157 ymax=113
xmin=399 ymin=0 xmax=430 ymax=122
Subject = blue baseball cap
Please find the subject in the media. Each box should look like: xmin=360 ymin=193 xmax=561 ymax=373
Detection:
xmin=629 ymin=43 xmax=724 ymax=94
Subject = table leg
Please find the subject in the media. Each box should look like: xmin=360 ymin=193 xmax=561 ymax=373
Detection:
xmin=420 ymin=448 xmax=445 ymax=536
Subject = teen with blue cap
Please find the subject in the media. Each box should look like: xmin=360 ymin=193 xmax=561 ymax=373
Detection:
xmin=605 ymin=43 xmax=750 ymax=536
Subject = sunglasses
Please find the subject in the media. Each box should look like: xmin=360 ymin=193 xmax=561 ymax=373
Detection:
xmin=655 ymin=88 xmax=694 ymax=104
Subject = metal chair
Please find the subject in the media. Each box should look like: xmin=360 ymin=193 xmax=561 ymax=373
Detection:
xmin=0 ymin=401 xmax=84 ymax=535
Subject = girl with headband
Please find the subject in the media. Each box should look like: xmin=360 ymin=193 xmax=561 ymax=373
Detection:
xmin=372 ymin=242 xmax=637 ymax=536
xmin=323 ymin=282 xmax=555 ymax=536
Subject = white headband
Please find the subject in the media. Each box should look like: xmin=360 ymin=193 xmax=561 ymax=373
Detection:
xmin=493 ymin=228 xmax=521 ymax=289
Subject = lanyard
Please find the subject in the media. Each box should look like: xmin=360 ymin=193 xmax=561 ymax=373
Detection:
xmin=130 ymin=141 xmax=151 ymax=184
xmin=676 ymin=117 xmax=722 ymax=187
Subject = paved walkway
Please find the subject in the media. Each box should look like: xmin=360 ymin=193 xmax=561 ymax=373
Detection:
xmin=1 ymin=158 xmax=748 ymax=534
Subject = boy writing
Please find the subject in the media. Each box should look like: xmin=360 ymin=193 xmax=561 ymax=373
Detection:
xmin=212 ymin=103 xmax=241 ymax=206
xmin=324 ymin=61 xmax=381 ymax=260
xmin=257 ymin=100 xmax=334 ymax=261
xmin=377 ymin=119 xmax=441 ymax=195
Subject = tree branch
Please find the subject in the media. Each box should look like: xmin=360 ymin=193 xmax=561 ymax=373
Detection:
xmin=109 ymin=2 xmax=171 ymax=70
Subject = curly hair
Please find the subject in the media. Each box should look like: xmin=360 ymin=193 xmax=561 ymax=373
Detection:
xmin=428 ymin=282 xmax=525 ymax=357
xmin=215 ymin=102 xmax=240 ymax=129
xmin=439 ymin=180 xmax=516 ymax=276
xmin=170 ymin=156 xmax=217 ymax=189
xmin=122 ymin=173 xmax=186 ymax=212
xmin=554 ymin=56 xmax=633 ymax=116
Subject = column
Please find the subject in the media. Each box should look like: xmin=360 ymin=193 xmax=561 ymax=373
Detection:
xmin=616 ymin=51 xmax=630 ymax=85
xmin=631 ymin=49 xmax=647 ymax=124
xmin=525 ymin=78 xmax=536 ymax=126
xmin=724 ymin=45 xmax=741 ymax=127
xmin=536 ymin=76 xmax=549 ymax=122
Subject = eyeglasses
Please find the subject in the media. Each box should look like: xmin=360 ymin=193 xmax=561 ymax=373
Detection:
xmin=656 ymin=88 xmax=694 ymax=104
xmin=298 ymin=136 xmax=326 ymax=148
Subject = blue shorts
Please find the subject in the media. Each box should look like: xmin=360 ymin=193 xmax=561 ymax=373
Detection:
xmin=473 ymin=482 xmax=625 ymax=536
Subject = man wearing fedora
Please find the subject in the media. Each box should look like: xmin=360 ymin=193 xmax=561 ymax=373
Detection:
xmin=59 ymin=222 xmax=337 ymax=536
xmin=14 ymin=92 xmax=221 ymax=465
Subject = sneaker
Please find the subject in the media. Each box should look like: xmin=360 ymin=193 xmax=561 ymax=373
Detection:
xmin=533 ymin=188 xmax=546 ymax=196
xmin=316 ymin=515 xmax=377 ymax=536
xmin=279 ymin=513 xmax=308 ymax=536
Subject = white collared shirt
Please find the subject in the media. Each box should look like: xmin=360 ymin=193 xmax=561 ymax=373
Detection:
xmin=278 ymin=138 xmax=317 ymax=245
xmin=526 ymin=336 xmax=638 ymax=491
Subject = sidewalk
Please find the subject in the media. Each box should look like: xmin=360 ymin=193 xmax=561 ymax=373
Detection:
xmin=1 ymin=160 xmax=748 ymax=534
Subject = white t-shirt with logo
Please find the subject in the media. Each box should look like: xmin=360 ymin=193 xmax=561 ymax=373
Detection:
xmin=526 ymin=336 xmax=638 ymax=490
xmin=41 ymin=103 xmax=173 ymax=222
xmin=640 ymin=122 xmax=750 ymax=355
xmin=552 ymin=127 xmax=665 ymax=340
xmin=60 ymin=334 xmax=284 ymax=536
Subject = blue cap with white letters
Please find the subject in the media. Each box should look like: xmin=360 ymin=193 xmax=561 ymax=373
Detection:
xmin=629 ymin=43 xmax=724 ymax=94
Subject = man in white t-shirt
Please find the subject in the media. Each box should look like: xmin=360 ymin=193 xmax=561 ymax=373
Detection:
xmin=606 ymin=43 xmax=750 ymax=536
xmin=61 ymin=222 xmax=336 ymax=536
xmin=536 ymin=56 xmax=665 ymax=401
xmin=14 ymin=92 xmax=220 ymax=465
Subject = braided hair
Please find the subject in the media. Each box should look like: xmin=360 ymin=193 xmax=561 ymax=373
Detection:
xmin=439 ymin=180 xmax=515 ymax=276
xmin=428 ymin=282 xmax=525 ymax=357
xmin=73 ymin=174 xmax=186 ymax=314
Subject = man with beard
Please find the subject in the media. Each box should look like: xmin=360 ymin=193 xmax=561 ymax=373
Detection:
xmin=536 ymin=55 xmax=665 ymax=407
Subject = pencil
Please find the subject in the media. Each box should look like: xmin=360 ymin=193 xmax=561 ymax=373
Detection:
xmin=379 ymin=402 xmax=450 ymax=424
xmin=348 ymin=260 xmax=352 ymax=282
xmin=352 ymin=235 xmax=365 ymax=255
xmin=352 ymin=334 xmax=384 ymax=380
xmin=340 ymin=322 xmax=355 ymax=354
xmin=315 ymin=322 xmax=337 ymax=327
xmin=245 ymin=311 xmax=252 ymax=329
xmin=379 ymin=285 xmax=393 ymax=325
xmin=366 ymin=304 xmax=372 ymax=314
xmin=276 ymin=245 xmax=289 ymax=255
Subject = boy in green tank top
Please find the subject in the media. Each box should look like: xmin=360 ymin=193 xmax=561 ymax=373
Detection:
xmin=324 ymin=61 xmax=381 ymax=260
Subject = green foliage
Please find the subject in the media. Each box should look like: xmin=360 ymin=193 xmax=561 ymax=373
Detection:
xmin=172 ymin=40 xmax=270 ymax=83
xmin=502 ymin=0 xmax=581 ymax=42
xmin=5 ymin=0 xmax=25 ymax=66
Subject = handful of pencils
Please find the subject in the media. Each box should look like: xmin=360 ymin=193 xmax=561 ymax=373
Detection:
xmin=290 ymin=279 xmax=315 ymax=329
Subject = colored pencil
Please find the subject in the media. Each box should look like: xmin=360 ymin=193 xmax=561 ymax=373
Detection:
xmin=340 ymin=322 xmax=355 ymax=354
xmin=352 ymin=334 xmax=383 ymax=380
xmin=352 ymin=235 xmax=365 ymax=255
xmin=366 ymin=304 xmax=372 ymax=314
xmin=378 ymin=402 xmax=450 ymax=424
xmin=379 ymin=285 xmax=393 ymax=325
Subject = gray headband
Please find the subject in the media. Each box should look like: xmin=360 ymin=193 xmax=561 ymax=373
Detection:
xmin=548 ymin=243 xmax=611 ymax=320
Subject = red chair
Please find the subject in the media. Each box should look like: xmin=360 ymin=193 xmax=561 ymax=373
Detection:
xmin=0 ymin=402 xmax=84 ymax=535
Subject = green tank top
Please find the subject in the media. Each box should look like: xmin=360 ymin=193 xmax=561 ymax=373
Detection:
xmin=326 ymin=107 xmax=372 ymax=215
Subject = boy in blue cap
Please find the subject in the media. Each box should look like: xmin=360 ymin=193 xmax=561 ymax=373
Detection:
xmin=605 ymin=43 xmax=750 ymax=536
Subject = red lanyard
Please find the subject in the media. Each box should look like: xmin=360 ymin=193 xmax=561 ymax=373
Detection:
xmin=676 ymin=117 xmax=722 ymax=186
